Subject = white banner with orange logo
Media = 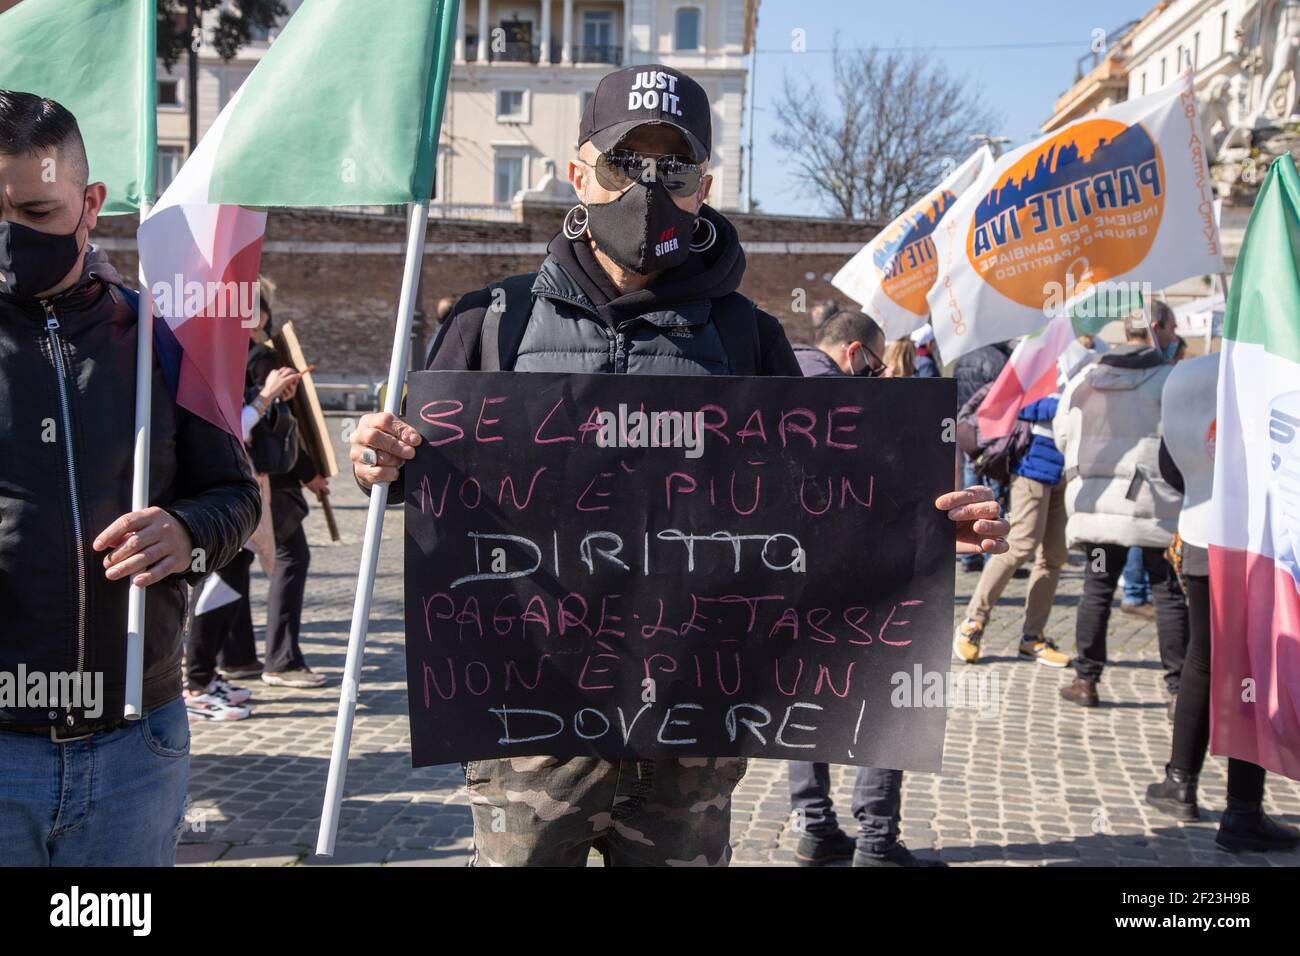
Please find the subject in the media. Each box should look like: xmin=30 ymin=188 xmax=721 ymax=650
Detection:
xmin=832 ymin=147 xmax=993 ymax=341
xmin=926 ymin=73 xmax=1223 ymax=363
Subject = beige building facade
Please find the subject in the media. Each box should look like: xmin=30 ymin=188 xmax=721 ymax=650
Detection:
xmin=437 ymin=0 xmax=757 ymax=215
xmin=1044 ymin=0 xmax=1300 ymax=281
xmin=153 ymin=0 xmax=758 ymax=214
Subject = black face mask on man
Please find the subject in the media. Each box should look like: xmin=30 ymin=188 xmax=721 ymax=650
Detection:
xmin=0 ymin=206 xmax=85 ymax=300
xmin=579 ymin=179 xmax=698 ymax=275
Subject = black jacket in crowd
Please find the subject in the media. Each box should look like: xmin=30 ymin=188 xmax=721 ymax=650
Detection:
xmin=425 ymin=206 xmax=798 ymax=376
xmin=0 ymin=248 xmax=261 ymax=724
xmin=246 ymin=341 xmax=317 ymax=540
xmin=954 ymin=340 xmax=1014 ymax=408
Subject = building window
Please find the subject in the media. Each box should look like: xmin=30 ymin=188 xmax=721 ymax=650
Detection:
xmin=1193 ymin=32 xmax=1200 ymax=69
xmin=494 ymin=152 xmax=525 ymax=204
xmin=1221 ymin=11 xmax=1229 ymax=56
xmin=1140 ymin=72 xmax=1147 ymax=96
xmin=497 ymin=89 xmax=527 ymax=122
xmin=579 ymin=10 xmax=618 ymax=64
xmin=496 ymin=17 xmax=535 ymax=62
xmin=157 ymin=146 xmax=185 ymax=192
xmin=219 ymin=68 xmax=250 ymax=108
xmin=675 ymin=7 xmax=701 ymax=51
xmin=158 ymin=79 xmax=181 ymax=108
xmin=583 ymin=10 xmax=612 ymax=48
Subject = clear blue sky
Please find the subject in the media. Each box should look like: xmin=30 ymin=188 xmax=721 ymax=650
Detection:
xmin=749 ymin=0 xmax=1149 ymax=216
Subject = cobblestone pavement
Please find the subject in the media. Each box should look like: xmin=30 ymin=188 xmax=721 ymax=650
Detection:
xmin=179 ymin=419 xmax=1300 ymax=867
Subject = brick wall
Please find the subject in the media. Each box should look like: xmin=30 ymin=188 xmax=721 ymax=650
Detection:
xmin=93 ymin=203 xmax=880 ymax=382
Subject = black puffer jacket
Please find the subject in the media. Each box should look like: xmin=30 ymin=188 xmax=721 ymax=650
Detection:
xmin=954 ymin=340 xmax=1014 ymax=408
xmin=0 ymin=248 xmax=261 ymax=724
xmin=425 ymin=205 xmax=797 ymax=376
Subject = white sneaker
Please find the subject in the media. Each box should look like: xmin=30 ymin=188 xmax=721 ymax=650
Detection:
xmin=184 ymin=688 xmax=251 ymax=721
xmin=262 ymin=668 xmax=327 ymax=688
xmin=211 ymin=678 xmax=252 ymax=705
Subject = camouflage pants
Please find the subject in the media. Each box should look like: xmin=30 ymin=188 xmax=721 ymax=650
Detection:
xmin=464 ymin=755 xmax=747 ymax=867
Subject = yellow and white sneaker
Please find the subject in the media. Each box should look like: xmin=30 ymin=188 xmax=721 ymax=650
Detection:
xmin=952 ymin=619 xmax=984 ymax=663
xmin=1017 ymin=635 xmax=1071 ymax=668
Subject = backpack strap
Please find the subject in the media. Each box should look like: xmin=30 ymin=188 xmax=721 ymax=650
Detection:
xmin=709 ymin=292 xmax=760 ymax=376
xmin=112 ymin=283 xmax=184 ymax=402
xmin=479 ymin=272 xmax=538 ymax=371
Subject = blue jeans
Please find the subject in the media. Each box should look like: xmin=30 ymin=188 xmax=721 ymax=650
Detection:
xmin=788 ymin=761 xmax=903 ymax=852
xmin=0 ymin=696 xmax=190 ymax=866
xmin=1122 ymin=545 xmax=1152 ymax=604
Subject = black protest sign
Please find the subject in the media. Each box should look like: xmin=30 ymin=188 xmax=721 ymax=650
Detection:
xmin=403 ymin=370 xmax=956 ymax=771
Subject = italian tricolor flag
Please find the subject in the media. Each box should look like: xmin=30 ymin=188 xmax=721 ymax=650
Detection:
xmin=137 ymin=0 xmax=457 ymax=436
xmin=1210 ymin=155 xmax=1300 ymax=782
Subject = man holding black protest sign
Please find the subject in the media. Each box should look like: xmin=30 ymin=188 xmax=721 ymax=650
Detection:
xmin=351 ymin=65 xmax=1008 ymax=867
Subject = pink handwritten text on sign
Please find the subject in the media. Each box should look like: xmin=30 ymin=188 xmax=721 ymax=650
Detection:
xmin=402 ymin=371 xmax=956 ymax=770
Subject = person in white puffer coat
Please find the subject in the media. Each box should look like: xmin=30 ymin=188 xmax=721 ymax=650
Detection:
xmin=1052 ymin=304 xmax=1189 ymax=709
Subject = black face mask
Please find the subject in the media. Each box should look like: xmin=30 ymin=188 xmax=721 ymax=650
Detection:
xmin=584 ymin=179 xmax=696 ymax=275
xmin=0 ymin=211 xmax=85 ymax=300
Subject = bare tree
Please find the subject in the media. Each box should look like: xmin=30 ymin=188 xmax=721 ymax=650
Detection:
xmin=773 ymin=46 xmax=1003 ymax=222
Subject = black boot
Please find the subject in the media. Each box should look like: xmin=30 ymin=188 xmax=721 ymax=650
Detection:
xmin=1216 ymin=799 xmax=1300 ymax=854
xmin=853 ymin=840 xmax=947 ymax=867
xmin=1145 ymin=765 xmax=1199 ymax=821
xmin=793 ymin=829 xmax=856 ymax=867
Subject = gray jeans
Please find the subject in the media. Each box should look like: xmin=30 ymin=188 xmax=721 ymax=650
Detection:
xmin=788 ymin=761 xmax=903 ymax=852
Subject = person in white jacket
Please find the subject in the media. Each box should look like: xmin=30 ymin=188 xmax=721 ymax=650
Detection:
xmin=1053 ymin=305 xmax=1188 ymax=708
xmin=1142 ymin=352 xmax=1299 ymax=852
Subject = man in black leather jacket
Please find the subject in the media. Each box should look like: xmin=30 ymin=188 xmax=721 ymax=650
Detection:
xmin=0 ymin=90 xmax=260 ymax=865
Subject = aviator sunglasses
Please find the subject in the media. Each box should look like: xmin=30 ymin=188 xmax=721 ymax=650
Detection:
xmin=585 ymin=148 xmax=706 ymax=198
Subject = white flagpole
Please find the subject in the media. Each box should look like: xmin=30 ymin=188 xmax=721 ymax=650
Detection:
xmin=1213 ymin=271 xmax=1231 ymax=352
xmin=123 ymin=199 xmax=154 ymax=720
xmin=316 ymin=200 xmax=428 ymax=856
xmin=124 ymin=0 xmax=158 ymax=719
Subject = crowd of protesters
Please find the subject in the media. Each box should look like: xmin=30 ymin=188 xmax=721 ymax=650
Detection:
xmin=2 ymin=59 xmax=1297 ymax=870
xmin=790 ymin=299 xmax=1300 ymax=862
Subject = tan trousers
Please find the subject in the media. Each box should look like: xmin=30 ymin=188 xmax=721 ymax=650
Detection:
xmin=965 ymin=474 xmax=1068 ymax=637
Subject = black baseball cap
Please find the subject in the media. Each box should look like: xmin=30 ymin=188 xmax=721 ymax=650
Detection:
xmin=578 ymin=64 xmax=711 ymax=163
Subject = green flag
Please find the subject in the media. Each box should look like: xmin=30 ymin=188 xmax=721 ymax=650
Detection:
xmin=0 ymin=0 xmax=155 ymax=214
xmin=1221 ymin=155 xmax=1300 ymax=364
xmin=1068 ymin=282 xmax=1144 ymax=337
xmin=193 ymin=0 xmax=456 ymax=206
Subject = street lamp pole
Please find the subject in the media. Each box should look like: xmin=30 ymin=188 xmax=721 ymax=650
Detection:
xmin=187 ymin=0 xmax=199 ymax=153
xmin=969 ymin=133 xmax=1012 ymax=160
